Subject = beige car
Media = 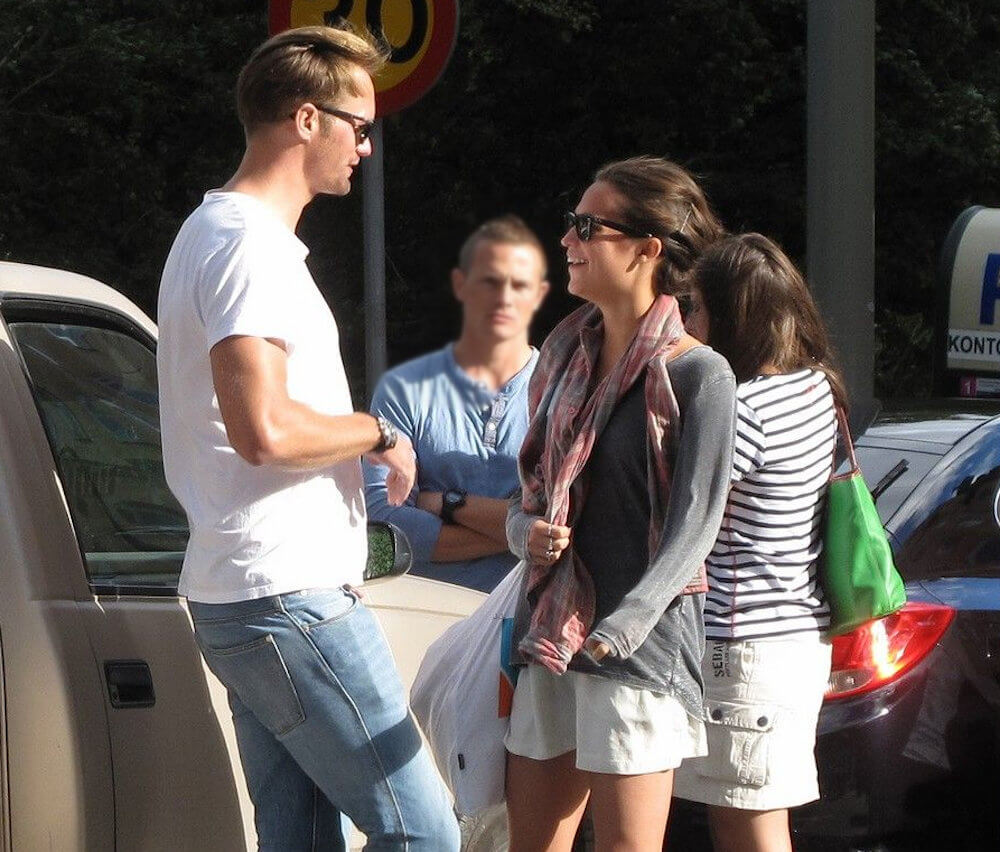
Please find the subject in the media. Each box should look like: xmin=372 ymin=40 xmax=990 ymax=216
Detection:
xmin=0 ymin=261 xmax=483 ymax=851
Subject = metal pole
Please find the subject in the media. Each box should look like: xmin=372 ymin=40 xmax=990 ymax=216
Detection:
xmin=363 ymin=119 xmax=387 ymax=403
xmin=807 ymin=1 xmax=875 ymax=426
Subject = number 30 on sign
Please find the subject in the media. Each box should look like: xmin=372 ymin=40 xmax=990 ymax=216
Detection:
xmin=269 ymin=0 xmax=459 ymax=115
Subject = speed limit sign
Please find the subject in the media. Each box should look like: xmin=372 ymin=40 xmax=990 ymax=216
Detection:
xmin=269 ymin=0 xmax=459 ymax=115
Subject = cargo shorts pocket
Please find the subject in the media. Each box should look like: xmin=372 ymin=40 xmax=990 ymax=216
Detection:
xmin=202 ymin=634 xmax=305 ymax=736
xmin=697 ymin=699 xmax=776 ymax=787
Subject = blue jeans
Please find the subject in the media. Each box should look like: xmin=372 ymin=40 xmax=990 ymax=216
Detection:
xmin=189 ymin=587 xmax=459 ymax=851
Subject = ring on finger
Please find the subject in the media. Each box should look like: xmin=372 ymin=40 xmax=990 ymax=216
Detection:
xmin=545 ymin=547 xmax=555 ymax=558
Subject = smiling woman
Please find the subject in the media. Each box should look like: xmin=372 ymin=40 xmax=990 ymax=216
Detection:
xmin=504 ymin=156 xmax=735 ymax=851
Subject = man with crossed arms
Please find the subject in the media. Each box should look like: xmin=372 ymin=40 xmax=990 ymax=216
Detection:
xmin=365 ymin=216 xmax=549 ymax=592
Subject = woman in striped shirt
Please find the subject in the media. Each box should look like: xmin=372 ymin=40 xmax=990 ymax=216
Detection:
xmin=673 ymin=233 xmax=848 ymax=852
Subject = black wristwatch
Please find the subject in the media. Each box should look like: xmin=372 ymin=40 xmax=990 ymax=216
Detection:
xmin=372 ymin=415 xmax=398 ymax=452
xmin=441 ymin=488 xmax=467 ymax=525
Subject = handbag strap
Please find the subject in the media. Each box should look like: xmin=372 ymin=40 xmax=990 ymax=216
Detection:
xmin=833 ymin=405 xmax=859 ymax=477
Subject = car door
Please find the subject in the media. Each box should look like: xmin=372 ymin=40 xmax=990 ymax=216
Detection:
xmin=1 ymin=296 xmax=254 ymax=851
xmin=0 ymin=303 xmax=117 ymax=851
xmin=886 ymin=424 xmax=1000 ymax=846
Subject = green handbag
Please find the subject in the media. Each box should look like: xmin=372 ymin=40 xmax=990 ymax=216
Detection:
xmin=821 ymin=408 xmax=906 ymax=636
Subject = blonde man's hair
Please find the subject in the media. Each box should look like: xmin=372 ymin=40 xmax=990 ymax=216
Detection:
xmin=236 ymin=26 xmax=387 ymax=132
xmin=457 ymin=215 xmax=547 ymax=276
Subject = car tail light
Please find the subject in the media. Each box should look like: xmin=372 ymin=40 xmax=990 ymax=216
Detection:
xmin=825 ymin=602 xmax=955 ymax=701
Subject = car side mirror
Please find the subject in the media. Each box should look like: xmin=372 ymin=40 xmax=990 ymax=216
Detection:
xmin=364 ymin=521 xmax=413 ymax=583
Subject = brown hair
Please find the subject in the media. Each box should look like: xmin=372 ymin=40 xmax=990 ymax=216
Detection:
xmin=694 ymin=232 xmax=849 ymax=411
xmin=594 ymin=156 xmax=725 ymax=295
xmin=236 ymin=26 xmax=387 ymax=133
xmin=457 ymin=215 xmax=547 ymax=276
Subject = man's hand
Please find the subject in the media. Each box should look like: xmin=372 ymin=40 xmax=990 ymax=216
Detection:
xmin=366 ymin=433 xmax=416 ymax=506
xmin=416 ymin=490 xmax=443 ymax=517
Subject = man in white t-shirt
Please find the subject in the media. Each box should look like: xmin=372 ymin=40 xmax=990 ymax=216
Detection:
xmin=156 ymin=26 xmax=458 ymax=851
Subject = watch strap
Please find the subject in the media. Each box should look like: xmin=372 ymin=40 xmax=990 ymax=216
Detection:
xmin=373 ymin=415 xmax=398 ymax=452
xmin=441 ymin=488 xmax=467 ymax=525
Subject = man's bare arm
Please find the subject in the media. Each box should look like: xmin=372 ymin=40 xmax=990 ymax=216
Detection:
xmin=211 ymin=335 xmax=414 ymax=502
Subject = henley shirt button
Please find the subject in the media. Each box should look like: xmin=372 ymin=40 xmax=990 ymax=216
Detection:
xmin=757 ymin=716 xmax=768 ymax=727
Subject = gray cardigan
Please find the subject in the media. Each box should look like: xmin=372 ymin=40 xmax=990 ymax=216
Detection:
xmin=506 ymin=346 xmax=736 ymax=716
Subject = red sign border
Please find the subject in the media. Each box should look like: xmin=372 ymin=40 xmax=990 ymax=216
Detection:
xmin=268 ymin=1 xmax=458 ymax=116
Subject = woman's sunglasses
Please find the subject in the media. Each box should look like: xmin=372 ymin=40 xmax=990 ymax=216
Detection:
xmin=564 ymin=211 xmax=652 ymax=241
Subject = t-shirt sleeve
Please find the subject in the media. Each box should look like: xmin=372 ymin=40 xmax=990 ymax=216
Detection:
xmin=732 ymin=396 xmax=766 ymax=483
xmin=197 ymin=232 xmax=297 ymax=350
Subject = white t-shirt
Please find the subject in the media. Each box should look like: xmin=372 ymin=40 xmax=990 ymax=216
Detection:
xmin=157 ymin=191 xmax=367 ymax=603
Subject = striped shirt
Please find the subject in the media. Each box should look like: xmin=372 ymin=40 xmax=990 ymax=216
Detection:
xmin=704 ymin=369 xmax=836 ymax=640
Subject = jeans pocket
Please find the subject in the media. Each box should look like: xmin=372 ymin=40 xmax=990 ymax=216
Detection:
xmin=202 ymin=634 xmax=306 ymax=736
xmin=697 ymin=699 xmax=777 ymax=787
xmin=289 ymin=586 xmax=360 ymax=631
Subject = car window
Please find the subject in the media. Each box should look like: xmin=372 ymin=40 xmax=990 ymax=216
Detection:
xmin=7 ymin=315 xmax=188 ymax=592
xmin=890 ymin=432 xmax=1000 ymax=580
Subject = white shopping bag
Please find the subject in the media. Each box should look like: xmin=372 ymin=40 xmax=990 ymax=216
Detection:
xmin=410 ymin=562 xmax=524 ymax=817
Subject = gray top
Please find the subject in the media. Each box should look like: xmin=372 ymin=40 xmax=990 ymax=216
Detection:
xmin=507 ymin=346 xmax=736 ymax=715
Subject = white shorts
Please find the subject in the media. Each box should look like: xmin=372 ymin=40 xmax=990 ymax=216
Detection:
xmin=673 ymin=634 xmax=832 ymax=810
xmin=504 ymin=664 xmax=707 ymax=775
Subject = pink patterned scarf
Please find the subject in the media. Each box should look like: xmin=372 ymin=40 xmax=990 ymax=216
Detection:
xmin=518 ymin=294 xmax=707 ymax=673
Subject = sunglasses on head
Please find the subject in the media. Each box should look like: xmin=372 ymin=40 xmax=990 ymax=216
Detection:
xmin=563 ymin=211 xmax=652 ymax=242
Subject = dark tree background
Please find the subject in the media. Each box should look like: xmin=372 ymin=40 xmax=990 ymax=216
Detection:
xmin=3 ymin=0 xmax=1000 ymax=401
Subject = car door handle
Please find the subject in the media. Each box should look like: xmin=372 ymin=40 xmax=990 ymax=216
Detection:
xmin=105 ymin=660 xmax=156 ymax=708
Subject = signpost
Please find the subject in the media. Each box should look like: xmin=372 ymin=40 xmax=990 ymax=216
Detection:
xmin=269 ymin=1 xmax=458 ymax=116
xmin=268 ymin=1 xmax=459 ymax=396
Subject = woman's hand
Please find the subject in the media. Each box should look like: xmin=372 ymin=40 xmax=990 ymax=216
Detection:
xmin=584 ymin=637 xmax=611 ymax=662
xmin=527 ymin=519 xmax=571 ymax=565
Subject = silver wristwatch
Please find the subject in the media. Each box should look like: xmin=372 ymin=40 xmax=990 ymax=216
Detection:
xmin=373 ymin=415 xmax=398 ymax=452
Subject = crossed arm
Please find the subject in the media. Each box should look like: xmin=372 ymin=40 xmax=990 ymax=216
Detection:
xmin=415 ymin=491 xmax=511 ymax=561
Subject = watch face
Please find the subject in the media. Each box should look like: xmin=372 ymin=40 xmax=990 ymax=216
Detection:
xmin=441 ymin=489 xmax=466 ymax=524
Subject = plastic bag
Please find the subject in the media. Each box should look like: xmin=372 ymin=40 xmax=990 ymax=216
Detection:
xmin=410 ymin=562 xmax=524 ymax=816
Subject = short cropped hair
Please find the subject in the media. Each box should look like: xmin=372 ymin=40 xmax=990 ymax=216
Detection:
xmin=236 ymin=26 xmax=387 ymax=133
xmin=457 ymin=215 xmax=547 ymax=276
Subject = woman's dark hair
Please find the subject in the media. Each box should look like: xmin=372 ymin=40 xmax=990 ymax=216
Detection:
xmin=594 ymin=156 xmax=725 ymax=295
xmin=694 ymin=232 xmax=849 ymax=412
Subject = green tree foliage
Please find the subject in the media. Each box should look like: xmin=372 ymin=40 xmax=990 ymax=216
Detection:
xmin=380 ymin=0 xmax=809 ymax=366
xmin=2 ymin=0 xmax=1000 ymax=399
xmin=0 ymin=0 xmax=258 ymax=310
xmin=874 ymin=0 xmax=1000 ymax=396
